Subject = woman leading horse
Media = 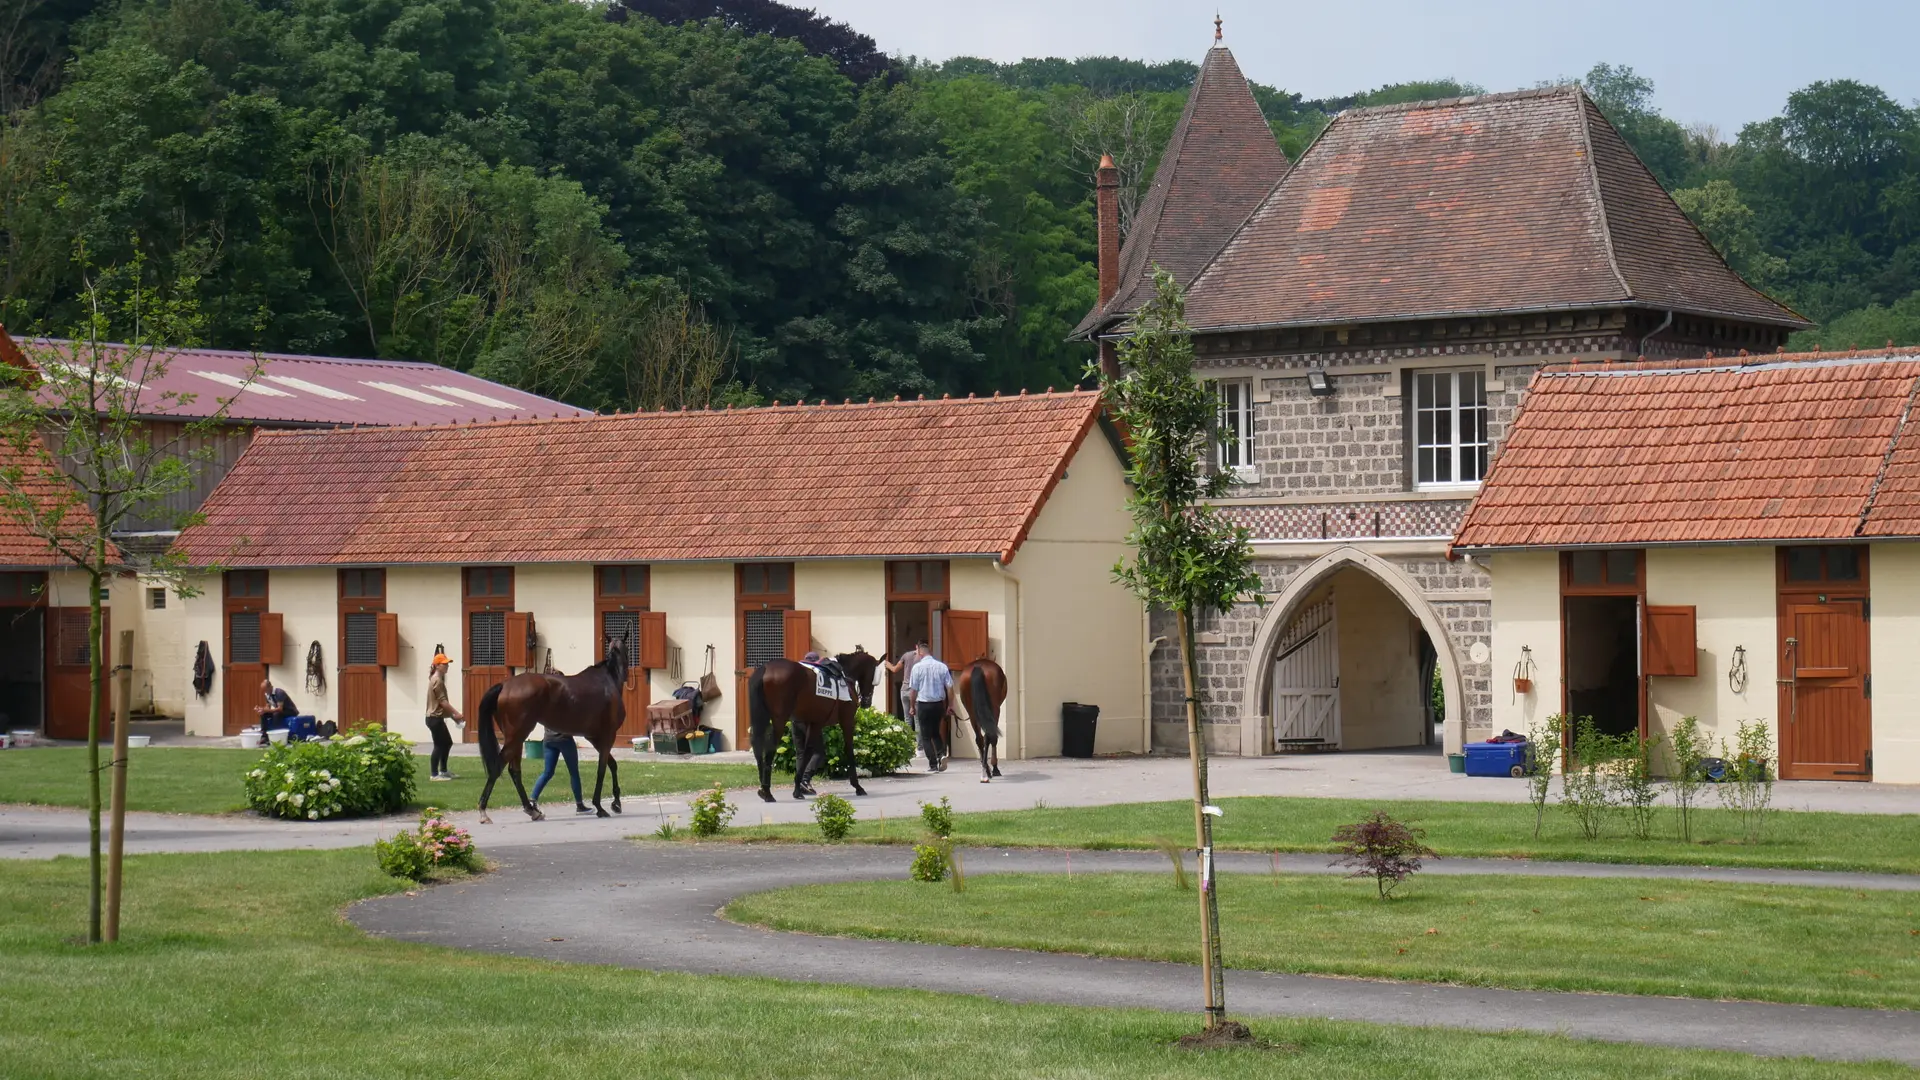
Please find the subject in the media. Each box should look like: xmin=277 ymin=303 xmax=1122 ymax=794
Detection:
xmin=747 ymin=648 xmax=879 ymax=802
xmin=474 ymin=640 xmax=629 ymax=823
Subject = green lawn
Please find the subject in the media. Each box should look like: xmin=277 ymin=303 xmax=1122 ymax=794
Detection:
xmin=0 ymin=851 xmax=1909 ymax=1079
xmin=728 ymin=871 xmax=1920 ymax=1011
xmin=749 ymin=796 xmax=1920 ymax=874
xmin=0 ymin=747 xmax=757 ymax=815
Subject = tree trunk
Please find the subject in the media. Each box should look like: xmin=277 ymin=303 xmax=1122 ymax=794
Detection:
xmin=1175 ymin=606 xmax=1226 ymax=1027
xmin=107 ymin=628 xmax=132 ymax=942
xmin=85 ymin=563 xmax=103 ymax=944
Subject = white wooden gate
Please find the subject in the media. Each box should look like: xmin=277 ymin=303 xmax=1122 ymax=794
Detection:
xmin=1272 ymin=598 xmax=1340 ymax=749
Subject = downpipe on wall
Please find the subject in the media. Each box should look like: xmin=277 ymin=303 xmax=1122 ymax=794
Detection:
xmin=991 ymin=560 xmax=1027 ymax=760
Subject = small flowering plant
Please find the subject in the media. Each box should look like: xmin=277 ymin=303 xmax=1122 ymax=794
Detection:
xmin=244 ymin=727 xmax=416 ymax=820
xmin=376 ymin=807 xmax=481 ymax=881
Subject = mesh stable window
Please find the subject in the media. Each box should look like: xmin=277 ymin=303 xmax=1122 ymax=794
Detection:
xmin=345 ymin=612 xmax=381 ymax=665
xmin=602 ymin=611 xmax=639 ymax=670
xmin=469 ymin=611 xmax=506 ymax=666
xmin=744 ymin=609 xmax=785 ymax=666
xmin=228 ymin=611 xmax=261 ymax=664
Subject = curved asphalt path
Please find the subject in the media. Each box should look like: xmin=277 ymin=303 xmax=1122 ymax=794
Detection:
xmin=349 ymin=842 xmax=1920 ymax=1066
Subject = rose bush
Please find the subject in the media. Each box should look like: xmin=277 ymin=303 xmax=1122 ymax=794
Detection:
xmin=244 ymin=728 xmax=416 ymax=820
xmin=376 ymin=807 xmax=479 ymax=880
xmin=773 ymin=706 xmax=915 ymax=777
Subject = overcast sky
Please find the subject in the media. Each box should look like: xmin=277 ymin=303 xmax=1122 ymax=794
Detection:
xmin=803 ymin=0 xmax=1919 ymax=134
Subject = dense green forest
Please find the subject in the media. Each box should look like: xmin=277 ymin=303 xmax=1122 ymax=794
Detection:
xmin=3 ymin=0 xmax=1917 ymax=411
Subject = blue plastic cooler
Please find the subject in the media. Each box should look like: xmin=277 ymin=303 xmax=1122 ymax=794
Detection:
xmin=1463 ymin=740 xmax=1528 ymax=777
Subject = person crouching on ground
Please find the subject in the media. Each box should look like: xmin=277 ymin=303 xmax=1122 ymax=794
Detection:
xmin=253 ymin=680 xmax=299 ymax=746
xmin=906 ymin=639 xmax=952 ymax=772
xmin=529 ymin=725 xmax=591 ymax=814
xmin=424 ymin=653 xmax=464 ymax=780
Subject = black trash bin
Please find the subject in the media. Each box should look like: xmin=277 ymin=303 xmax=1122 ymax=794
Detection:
xmin=1061 ymin=702 xmax=1099 ymax=758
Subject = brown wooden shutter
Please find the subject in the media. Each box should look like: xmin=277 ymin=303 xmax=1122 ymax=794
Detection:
xmin=375 ymin=612 xmax=399 ymax=667
xmin=636 ymin=610 xmax=668 ymax=670
xmin=941 ymin=609 xmax=990 ymax=667
xmin=259 ymin=612 xmax=284 ymax=667
xmin=1644 ymin=605 xmax=1697 ymax=677
xmin=503 ymin=611 xmax=533 ymax=668
xmin=783 ymin=609 xmax=813 ymax=661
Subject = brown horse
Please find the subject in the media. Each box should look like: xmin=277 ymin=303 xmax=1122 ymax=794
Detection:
xmin=748 ymin=648 xmax=880 ymax=803
xmin=952 ymin=659 xmax=1009 ymax=783
xmin=475 ymin=640 xmax=628 ymax=823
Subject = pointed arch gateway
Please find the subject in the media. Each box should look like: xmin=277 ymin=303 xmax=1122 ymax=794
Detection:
xmin=1240 ymin=546 xmax=1465 ymax=758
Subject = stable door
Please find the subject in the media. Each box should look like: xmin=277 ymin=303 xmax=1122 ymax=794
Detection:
xmin=45 ymin=607 xmax=108 ymax=741
xmin=1779 ymin=598 xmax=1872 ymax=780
xmin=222 ymin=570 xmax=270 ymax=734
xmin=338 ymin=569 xmax=395 ymax=731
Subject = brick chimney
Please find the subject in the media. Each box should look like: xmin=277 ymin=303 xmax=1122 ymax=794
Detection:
xmin=1095 ymin=153 xmax=1122 ymax=379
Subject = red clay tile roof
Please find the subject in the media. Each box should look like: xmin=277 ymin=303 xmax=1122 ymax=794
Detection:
xmin=174 ymin=393 xmax=1107 ymax=568
xmin=1454 ymin=349 xmax=1920 ymax=550
xmin=1072 ymin=46 xmax=1289 ymax=339
xmin=1184 ymin=87 xmax=1807 ymax=334
xmin=0 ymin=434 xmax=110 ymax=568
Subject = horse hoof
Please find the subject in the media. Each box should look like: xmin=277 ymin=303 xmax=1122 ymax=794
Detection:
xmin=852 ymin=786 xmax=867 ymax=797
xmin=758 ymin=789 xmax=776 ymax=804
xmin=612 ymin=804 xmax=622 ymax=814
xmin=991 ymin=767 xmax=1002 ymax=777
xmin=596 ymin=808 xmax=611 ymax=819
xmin=980 ymin=777 xmax=990 ymax=784
xmin=528 ymin=809 xmax=546 ymax=822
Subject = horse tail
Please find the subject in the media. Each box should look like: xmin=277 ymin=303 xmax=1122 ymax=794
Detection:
xmin=971 ymin=663 xmax=999 ymax=743
xmin=748 ymin=665 xmax=769 ymax=750
xmin=476 ymin=683 xmax=505 ymax=777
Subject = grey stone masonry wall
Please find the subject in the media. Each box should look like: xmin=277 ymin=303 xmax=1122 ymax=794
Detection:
xmin=1159 ymin=552 xmax=1494 ymax=753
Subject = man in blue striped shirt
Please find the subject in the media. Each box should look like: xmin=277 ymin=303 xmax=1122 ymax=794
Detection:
xmin=906 ymin=641 xmax=953 ymax=772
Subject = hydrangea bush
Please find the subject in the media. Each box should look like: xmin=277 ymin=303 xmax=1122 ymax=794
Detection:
xmin=376 ymin=807 xmax=479 ymax=880
xmin=244 ymin=729 xmax=416 ymax=820
xmin=773 ymin=706 xmax=915 ymax=777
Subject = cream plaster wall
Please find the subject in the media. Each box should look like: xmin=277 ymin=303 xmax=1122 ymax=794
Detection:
xmin=386 ymin=567 xmax=462 ymax=743
xmin=647 ymin=562 xmax=736 ymax=729
xmin=947 ymin=558 xmax=1012 ymax=760
xmin=997 ymin=434 xmax=1146 ymax=757
xmin=181 ymin=573 xmax=223 ymax=736
xmin=264 ymin=568 xmax=341 ymax=728
xmin=1328 ymin=568 xmax=1426 ymax=750
xmin=794 ymin=560 xmax=887 ymax=660
xmin=516 ymin=564 xmax=595 ymax=677
xmin=1486 ymin=551 xmax=1561 ymax=739
xmin=122 ymin=578 xmax=188 ymax=716
xmin=1643 ymin=547 xmax=1777 ymax=754
xmin=1870 ymin=544 xmax=1920 ymax=782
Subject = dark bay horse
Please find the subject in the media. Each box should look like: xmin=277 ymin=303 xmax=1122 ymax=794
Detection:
xmin=475 ymin=641 xmax=628 ymax=823
xmin=747 ymin=648 xmax=879 ymax=803
xmin=953 ymin=659 xmax=1009 ymax=783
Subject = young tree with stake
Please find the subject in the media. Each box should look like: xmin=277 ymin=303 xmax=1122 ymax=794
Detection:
xmin=0 ymin=253 xmax=255 ymax=944
xmin=1099 ymin=268 xmax=1262 ymax=1031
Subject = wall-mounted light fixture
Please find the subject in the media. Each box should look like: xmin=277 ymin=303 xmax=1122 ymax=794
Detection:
xmin=1306 ymin=366 xmax=1334 ymax=396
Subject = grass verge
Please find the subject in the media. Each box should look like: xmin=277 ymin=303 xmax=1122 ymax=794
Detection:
xmin=0 ymin=746 xmax=757 ymax=815
xmin=728 ymin=870 xmax=1920 ymax=1011
xmin=0 ymin=849 xmax=1909 ymax=1078
xmin=745 ymin=796 xmax=1920 ymax=874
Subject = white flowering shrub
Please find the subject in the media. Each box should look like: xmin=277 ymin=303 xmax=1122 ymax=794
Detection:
xmin=244 ymin=729 xmax=417 ymax=820
xmin=773 ymin=706 xmax=915 ymax=776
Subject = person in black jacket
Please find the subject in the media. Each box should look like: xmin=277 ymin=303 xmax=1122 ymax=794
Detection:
xmin=253 ymin=680 xmax=299 ymax=746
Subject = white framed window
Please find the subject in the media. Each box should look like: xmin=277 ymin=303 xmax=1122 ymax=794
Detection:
xmin=1412 ymin=369 xmax=1489 ymax=488
xmin=147 ymin=587 xmax=167 ymax=610
xmin=1213 ymin=378 xmax=1255 ymax=479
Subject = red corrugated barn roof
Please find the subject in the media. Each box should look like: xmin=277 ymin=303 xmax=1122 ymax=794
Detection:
xmin=0 ymin=434 xmax=111 ymax=568
xmin=13 ymin=338 xmax=588 ymax=427
xmin=175 ymin=392 xmax=1108 ymax=568
xmin=1454 ymin=349 xmax=1920 ymax=550
xmin=1185 ymin=87 xmax=1807 ymax=333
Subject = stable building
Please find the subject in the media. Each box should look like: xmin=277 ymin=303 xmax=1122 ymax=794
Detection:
xmin=170 ymin=392 xmax=1148 ymax=758
xmin=0 ymin=329 xmax=585 ymax=727
xmin=1455 ymin=349 xmax=1920 ymax=783
xmin=1075 ymin=53 xmax=1808 ymax=758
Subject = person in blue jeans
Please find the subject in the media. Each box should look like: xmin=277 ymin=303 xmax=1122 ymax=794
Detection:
xmin=529 ymin=726 xmax=591 ymax=813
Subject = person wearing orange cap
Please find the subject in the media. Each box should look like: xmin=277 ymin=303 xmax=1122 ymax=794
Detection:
xmin=424 ymin=649 xmax=464 ymax=780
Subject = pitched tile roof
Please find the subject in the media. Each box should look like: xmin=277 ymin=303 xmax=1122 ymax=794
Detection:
xmin=0 ymin=433 xmax=110 ymax=568
xmin=8 ymin=334 xmax=587 ymax=428
xmin=1453 ymin=349 xmax=1920 ymax=550
xmin=174 ymin=392 xmax=1107 ymax=568
xmin=1071 ymin=45 xmax=1289 ymax=339
xmin=1184 ymin=87 xmax=1808 ymax=333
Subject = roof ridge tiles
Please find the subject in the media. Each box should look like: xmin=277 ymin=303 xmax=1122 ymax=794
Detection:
xmin=1337 ymin=83 xmax=1581 ymax=119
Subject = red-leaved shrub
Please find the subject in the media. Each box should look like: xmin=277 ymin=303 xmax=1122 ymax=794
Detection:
xmin=1331 ymin=811 xmax=1435 ymax=899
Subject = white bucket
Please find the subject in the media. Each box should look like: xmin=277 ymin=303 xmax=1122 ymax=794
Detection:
xmin=125 ymin=735 xmax=150 ymax=748
xmin=630 ymin=736 xmax=650 ymax=752
xmin=266 ymin=728 xmax=289 ymax=745
xmin=8 ymin=729 xmax=32 ymax=747
xmin=239 ymin=728 xmax=262 ymax=748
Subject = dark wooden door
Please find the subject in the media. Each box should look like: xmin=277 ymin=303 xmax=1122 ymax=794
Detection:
xmin=45 ymin=607 xmax=106 ymax=741
xmin=462 ymin=567 xmax=513 ymax=742
xmin=596 ymin=566 xmax=653 ymax=740
xmin=339 ymin=569 xmax=389 ymax=731
xmin=1780 ymin=600 xmax=1871 ymax=780
xmin=735 ymin=563 xmax=794 ymax=747
xmin=222 ymin=570 xmax=268 ymax=734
